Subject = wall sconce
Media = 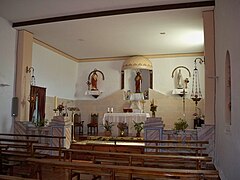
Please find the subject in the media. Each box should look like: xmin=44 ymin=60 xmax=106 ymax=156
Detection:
xmin=26 ymin=66 xmax=36 ymax=85
xmin=0 ymin=76 xmax=10 ymax=87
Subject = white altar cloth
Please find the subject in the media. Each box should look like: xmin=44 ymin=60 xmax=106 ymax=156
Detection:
xmin=103 ymin=113 xmax=150 ymax=136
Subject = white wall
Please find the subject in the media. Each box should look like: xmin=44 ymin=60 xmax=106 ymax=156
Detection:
xmin=151 ymin=56 xmax=205 ymax=98
xmin=76 ymin=60 xmax=124 ymax=100
xmin=32 ymin=43 xmax=78 ymax=99
xmin=76 ymin=56 xmax=205 ymax=101
xmin=0 ymin=17 xmax=17 ymax=132
xmin=215 ymin=0 xmax=240 ymax=179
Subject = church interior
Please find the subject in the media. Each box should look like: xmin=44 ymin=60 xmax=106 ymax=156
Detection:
xmin=0 ymin=0 xmax=240 ymax=179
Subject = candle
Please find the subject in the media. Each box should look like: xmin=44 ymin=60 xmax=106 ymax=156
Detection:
xmin=107 ymin=107 xmax=110 ymax=113
xmin=54 ymin=96 xmax=58 ymax=109
xmin=111 ymin=107 xmax=113 ymax=113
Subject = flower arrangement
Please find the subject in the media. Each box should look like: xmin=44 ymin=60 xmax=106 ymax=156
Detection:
xmin=150 ymin=99 xmax=157 ymax=117
xmin=57 ymin=103 xmax=64 ymax=112
xmin=117 ymin=122 xmax=128 ymax=131
xmin=57 ymin=103 xmax=65 ymax=116
xmin=193 ymin=107 xmax=205 ymax=128
xmin=193 ymin=107 xmax=205 ymax=120
xmin=117 ymin=122 xmax=128 ymax=136
xmin=174 ymin=118 xmax=188 ymax=131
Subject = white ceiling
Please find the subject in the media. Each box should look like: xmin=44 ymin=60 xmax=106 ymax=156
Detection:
xmin=0 ymin=0 xmax=214 ymax=60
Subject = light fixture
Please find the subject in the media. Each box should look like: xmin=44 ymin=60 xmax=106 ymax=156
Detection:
xmin=0 ymin=83 xmax=10 ymax=87
xmin=26 ymin=66 xmax=36 ymax=85
xmin=191 ymin=58 xmax=204 ymax=106
xmin=0 ymin=76 xmax=10 ymax=87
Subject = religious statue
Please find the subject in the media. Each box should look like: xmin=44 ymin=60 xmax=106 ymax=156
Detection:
xmin=135 ymin=71 xmax=142 ymax=93
xmin=176 ymin=69 xmax=184 ymax=89
xmin=87 ymin=69 xmax=105 ymax=93
xmin=91 ymin=71 xmax=98 ymax=90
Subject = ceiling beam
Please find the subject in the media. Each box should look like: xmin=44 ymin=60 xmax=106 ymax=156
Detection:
xmin=13 ymin=1 xmax=214 ymax=27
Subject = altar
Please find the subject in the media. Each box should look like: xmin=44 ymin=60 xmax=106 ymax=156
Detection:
xmin=103 ymin=113 xmax=150 ymax=136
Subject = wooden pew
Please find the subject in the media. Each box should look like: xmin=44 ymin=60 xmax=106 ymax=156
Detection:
xmin=0 ymin=175 xmax=36 ymax=180
xmin=0 ymin=133 xmax=66 ymax=160
xmin=27 ymin=157 xmax=220 ymax=180
xmin=0 ymin=144 xmax=9 ymax=174
xmin=0 ymin=138 xmax=38 ymax=156
xmin=63 ymin=149 xmax=212 ymax=170
xmin=0 ymin=138 xmax=40 ymax=176
xmin=107 ymin=139 xmax=209 ymax=145
xmin=0 ymin=133 xmax=65 ymax=176
xmin=72 ymin=141 xmax=207 ymax=157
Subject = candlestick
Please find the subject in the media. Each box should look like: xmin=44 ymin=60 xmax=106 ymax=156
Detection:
xmin=54 ymin=96 xmax=58 ymax=109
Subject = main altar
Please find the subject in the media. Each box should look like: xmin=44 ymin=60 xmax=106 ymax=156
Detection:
xmin=103 ymin=113 xmax=150 ymax=136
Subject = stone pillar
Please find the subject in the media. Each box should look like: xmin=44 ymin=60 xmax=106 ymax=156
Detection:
xmin=15 ymin=30 xmax=33 ymax=121
xmin=203 ymin=10 xmax=215 ymax=125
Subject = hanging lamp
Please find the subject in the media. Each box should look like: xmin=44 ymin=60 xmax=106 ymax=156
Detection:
xmin=191 ymin=58 xmax=204 ymax=106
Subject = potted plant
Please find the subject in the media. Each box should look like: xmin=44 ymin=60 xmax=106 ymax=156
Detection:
xmin=133 ymin=121 xmax=144 ymax=137
xmin=174 ymin=118 xmax=188 ymax=132
xmin=103 ymin=120 xmax=114 ymax=136
xmin=117 ymin=122 xmax=128 ymax=137
xmin=193 ymin=107 xmax=205 ymax=129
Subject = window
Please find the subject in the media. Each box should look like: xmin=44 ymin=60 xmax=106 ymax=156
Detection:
xmin=225 ymin=50 xmax=231 ymax=126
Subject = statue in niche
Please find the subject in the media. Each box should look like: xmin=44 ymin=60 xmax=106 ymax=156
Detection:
xmin=176 ymin=69 xmax=184 ymax=89
xmin=87 ymin=69 xmax=105 ymax=92
xmin=135 ymin=71 xmax=142 ymax=93
xmin=91 ymin=71 xmax=98 ymax=90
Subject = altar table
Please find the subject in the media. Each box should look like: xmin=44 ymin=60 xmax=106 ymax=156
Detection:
xmin=103 ymin=113 xmax=150 ymax=136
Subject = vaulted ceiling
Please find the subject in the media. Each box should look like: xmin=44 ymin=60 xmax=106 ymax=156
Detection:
xmin=0 ymin=0 xmax=214 ymax=61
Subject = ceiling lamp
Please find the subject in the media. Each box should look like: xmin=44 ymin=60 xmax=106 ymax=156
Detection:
xmin=122 ymin=56 xmax=153 ymax=70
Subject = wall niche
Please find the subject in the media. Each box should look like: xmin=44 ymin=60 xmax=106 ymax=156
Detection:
xmin=121 ymin=56 xmax=153 ymax=100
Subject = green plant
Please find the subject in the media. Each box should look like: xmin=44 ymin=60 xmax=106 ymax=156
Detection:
xmin=133 ymin=121 xmax=144 ymax=133
xmin=33 ymin=119 xmax=48 ymax=127
xmin=103 ymin=120 xmax=114 ymax=132
xmin=174 ymin=118 xmax=188 ymax=131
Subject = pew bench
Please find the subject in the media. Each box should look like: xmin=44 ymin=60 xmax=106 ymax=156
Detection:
xmin=88 ymin=138 xmax=209 ymax=156
xmin=0 ymin=138 xmax=39 ymax=176
xmin=63 ymin=149 xmax=213 ymax=170
xmin=144 ymin=145 xmax=207 ymax=156
xmin=0 ymin=175 xmax=36 ymax=180
xmin=0 ymin=133 xmax=66 ymax=160
xmin=0 ymin=133 xmax=66 ymax=176
xmin=33 ymin=144 xmax=66 ymax=160
xmin=27 ymin=157 xmax=220 ymax=180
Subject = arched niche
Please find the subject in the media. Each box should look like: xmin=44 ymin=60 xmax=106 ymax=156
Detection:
xmin=225 ymin=50 xmax=231 ymax=126
xmin=121 ymin=56 xmax=153 ymax=100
